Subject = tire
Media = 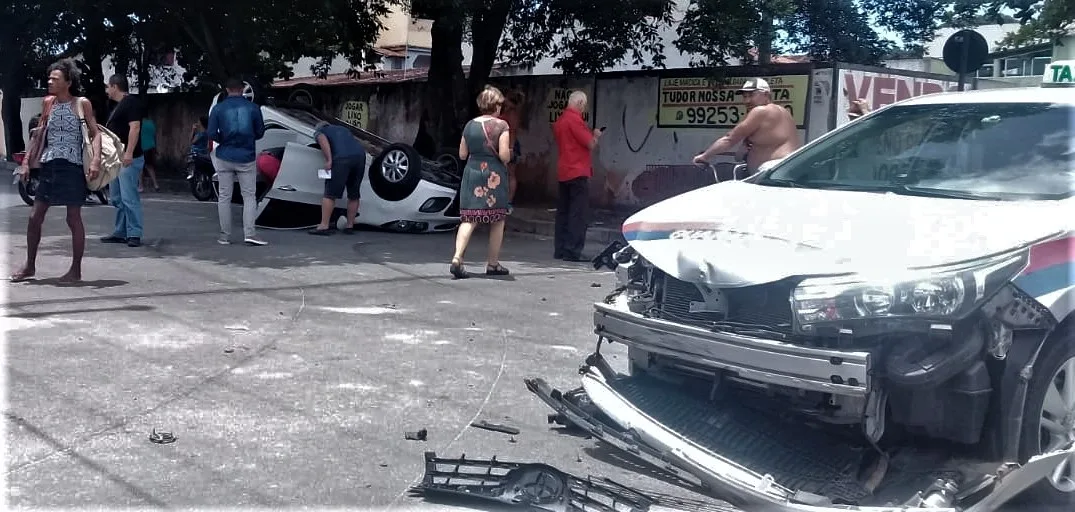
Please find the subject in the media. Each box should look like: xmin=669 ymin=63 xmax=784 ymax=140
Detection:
xmin=94 ymin=184 xmax=109 ymax=205
xmin=1017 ymin=328 xmax=1075 ymax=506
xmin=17 ymin=175 xmax=38 ymax=206
xmin=436 ymin=153 xmax=461 ymax=175
xmin=368 ymin=143 xmax=422 ymax=202
xmin=191 ymin=175 xmax=215 ymax=201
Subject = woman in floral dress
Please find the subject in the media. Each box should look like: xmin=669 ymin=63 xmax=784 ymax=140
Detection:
xmin=450 ymin=86 xmax=513 ymax=279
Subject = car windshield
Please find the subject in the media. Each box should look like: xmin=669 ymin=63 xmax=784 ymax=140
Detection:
xmin=758 ymin=102 xmax=1075 ymax=200
xmin=274 ymin=106 xmax=390 ymax=152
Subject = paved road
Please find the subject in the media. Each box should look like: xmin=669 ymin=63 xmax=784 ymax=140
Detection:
xmin=2 ymin=189 xmax=711 ymax=510
xmin=2 ymin=187 xmax=1061 ymax=512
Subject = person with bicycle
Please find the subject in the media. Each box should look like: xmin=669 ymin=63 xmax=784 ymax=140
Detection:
xmin=692 ymin=78 xmax=801 ymax=176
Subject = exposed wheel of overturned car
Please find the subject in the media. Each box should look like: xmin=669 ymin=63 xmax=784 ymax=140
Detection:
xmin=369 ymin=143 xmax=422 ymax=202
xmin=1018 ymin=326 xmax=1075 ymax=504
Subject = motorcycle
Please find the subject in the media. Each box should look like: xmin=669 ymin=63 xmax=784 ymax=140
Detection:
xmin=186 ymin=150 xmax=217 ymax=202
xmin=9 ymin=152 xmax=109 ymax=206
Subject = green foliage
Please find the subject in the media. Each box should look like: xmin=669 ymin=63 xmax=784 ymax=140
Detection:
xmin=498 ymin=0 xmax=678 ymax=73
xmin=675 ymin=0 xmax=941 ymax=66
xmin=140 ymin=0 xmax=397 ymax=85
xmin=946 ymin=1 xmax=1072 ymax=49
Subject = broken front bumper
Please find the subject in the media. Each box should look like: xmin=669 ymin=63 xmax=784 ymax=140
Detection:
xmin=595 ymin=301 xmax=871 ymax=396
xmin=527 ymin=355 xmax=1075 ymax=512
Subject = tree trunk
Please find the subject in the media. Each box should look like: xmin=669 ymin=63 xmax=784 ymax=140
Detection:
xmin=80 ymin=44 xmax=108 ymax=123
xmin=757 ymin=13 xmax=774 ymax=65
xmin=138 ymin=40 xmax=151 ymax=95
xmin=465 ymin=0 xmax=512 ymax=110
xmin=413 ymin=13 xmax=468 ymax=158
xmin=1 ymin=53 xmax=26 ymax=156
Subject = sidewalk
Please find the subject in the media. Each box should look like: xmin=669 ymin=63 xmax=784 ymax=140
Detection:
xmin=508 ymin=206 xmax=633 ymax=247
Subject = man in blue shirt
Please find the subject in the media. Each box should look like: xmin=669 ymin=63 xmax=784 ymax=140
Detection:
xmin=309 ymin=121 xmax=367 ymax=235
xmin=207 ymin=77 xmax=267 ymax=246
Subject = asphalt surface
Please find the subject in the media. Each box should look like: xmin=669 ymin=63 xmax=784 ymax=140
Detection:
xmin=2 ymin=185 xmax=1066 ymax=512
xmin=1 ymin=185 xmax=714 ymax=510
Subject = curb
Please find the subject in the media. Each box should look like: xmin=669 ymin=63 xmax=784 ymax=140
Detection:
xmin=508 ymin=215 xmax=624 ymax=249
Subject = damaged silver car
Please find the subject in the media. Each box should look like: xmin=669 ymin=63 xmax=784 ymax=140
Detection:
xmin=529 ymin=76 xmax=1075 ymax=511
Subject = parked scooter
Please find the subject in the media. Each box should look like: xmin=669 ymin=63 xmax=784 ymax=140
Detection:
xmin=9 ymin=151 xmax=108 ymax=206
xmin=186 ymin=150 xmax=217 ymax=202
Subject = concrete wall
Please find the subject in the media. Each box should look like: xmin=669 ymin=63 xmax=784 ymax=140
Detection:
xmin=12 ymin=62 xmax=1023 ymax=207
xmin=294 ymin=69 xmax=814 ymax=209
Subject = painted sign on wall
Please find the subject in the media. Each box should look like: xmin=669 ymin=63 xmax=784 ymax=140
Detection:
xmin=838 ymin=70 xmax=952 ymax=127
xmin=545 ymin=87 xmax=592 ymax=123
xmin=657 ymin=75 xmax=810 ymax=128
xmin=340 ymin=100 xmax=369 ymax=129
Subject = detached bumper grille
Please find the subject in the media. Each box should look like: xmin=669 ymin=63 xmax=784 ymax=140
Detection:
xmin=657 ymin=272 xmax=795 ymax=333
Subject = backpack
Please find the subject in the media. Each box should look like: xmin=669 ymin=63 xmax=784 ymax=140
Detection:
xmin=73 ymin=97 xmax=125 ymax=191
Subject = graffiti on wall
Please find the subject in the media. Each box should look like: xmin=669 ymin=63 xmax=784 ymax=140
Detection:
xmin=657 ymin=75 xmax=810 ymax=128
xmin=545 ymin=87 xmax=592 ymax=123
xmin=340 ymin=100 xmax=369 ymax=129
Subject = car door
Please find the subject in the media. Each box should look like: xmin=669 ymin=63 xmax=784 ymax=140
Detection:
xmin=256 ymin=123 xmax=303 ymax=154
xmin=263 ymin=141 xmax=326 ymax=206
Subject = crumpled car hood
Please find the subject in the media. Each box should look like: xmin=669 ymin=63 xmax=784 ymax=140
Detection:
xmin=622 ymin=181 xmax=1068 ymax=287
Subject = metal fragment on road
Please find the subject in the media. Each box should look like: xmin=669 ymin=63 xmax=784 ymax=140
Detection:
xmin=149 ymin=429 xmax=176 ymax=444
xmin=417 ymin=451 xmax=655 ymax=512
xmin=470 ymin=419 xmax=520 ymax=435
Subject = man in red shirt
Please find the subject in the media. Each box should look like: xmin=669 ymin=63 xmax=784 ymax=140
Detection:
xmin=551 ymin=90 xmax=603 ymax=261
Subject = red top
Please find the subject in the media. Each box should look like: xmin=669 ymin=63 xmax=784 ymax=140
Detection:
xmin=552 ymin=107 xmax=594 ymax=182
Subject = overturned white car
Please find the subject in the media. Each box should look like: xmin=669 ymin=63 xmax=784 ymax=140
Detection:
xmin=530 ymin=64 xmax=1075 ymax=511
xmin=206 ymin=87 xmax=461 ymax=233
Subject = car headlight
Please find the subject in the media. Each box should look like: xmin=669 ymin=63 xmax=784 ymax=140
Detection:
xmin=791 ymin=250 xmax=1029 ymax=326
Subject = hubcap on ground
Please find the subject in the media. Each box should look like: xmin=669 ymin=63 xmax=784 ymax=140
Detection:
xmin=1040 ymin=356 xmax=1075 ymax=493
xmin=382 ymin=150 xmax=409 ymax=183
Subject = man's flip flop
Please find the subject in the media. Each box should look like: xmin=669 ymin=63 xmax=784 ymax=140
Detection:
xmin=308 ymin=228 xmax=332 ymax=236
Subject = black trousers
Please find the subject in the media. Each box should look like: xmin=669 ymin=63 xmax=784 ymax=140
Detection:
xmin=554 ymin=177 xmax=589 ymax=258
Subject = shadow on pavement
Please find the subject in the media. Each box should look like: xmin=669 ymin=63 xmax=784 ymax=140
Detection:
xmin=5 ymin=303 xmax=153 ymax=319
xmin=16 ymin=278 xmax=129 ymax=289
xmin=3 ymin=197 xmax=602 ymax=272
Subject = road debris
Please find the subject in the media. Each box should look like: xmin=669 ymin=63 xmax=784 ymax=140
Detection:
xmin=470 ymin=419 xmax=520 ymax=435
xmin=404 ymin=428 xmax=428 ymax=441
xmin=149 ymin=429 xmax=176 ymax=444
xmin=417 ymin=451 xmax=655 ymax=512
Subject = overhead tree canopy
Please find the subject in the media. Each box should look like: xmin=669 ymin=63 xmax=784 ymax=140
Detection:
xmin=946 ymin=0 xmax=1074 ymax=49
xmin=141 ymin=0 xmax=396 ymax=87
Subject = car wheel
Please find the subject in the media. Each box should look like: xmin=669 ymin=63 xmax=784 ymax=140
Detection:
xmin=1018 ymin=328 xmax=1075 ymax=505
xmin=436 ymin=153 xmax=461 ymax=175
xmin=369 ymin=143 xmax=422 ymax=202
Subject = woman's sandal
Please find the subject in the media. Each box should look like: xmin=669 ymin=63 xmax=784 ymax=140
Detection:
xmin=486 ymin=263 xmax=510 ymax=276
xmin=450 ymin=259 xmax=470 ymax=279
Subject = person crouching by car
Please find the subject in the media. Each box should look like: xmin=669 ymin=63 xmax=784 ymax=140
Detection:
xmin=309 ymin=121 xmax=365 ymax=235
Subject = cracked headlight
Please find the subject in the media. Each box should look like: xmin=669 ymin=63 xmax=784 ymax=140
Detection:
xmin=791 ymin=251 xmax=1029 ymax=326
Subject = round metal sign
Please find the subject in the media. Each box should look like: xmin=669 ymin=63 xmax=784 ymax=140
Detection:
xmin=942 ymin=29 xmax=989 ymax=75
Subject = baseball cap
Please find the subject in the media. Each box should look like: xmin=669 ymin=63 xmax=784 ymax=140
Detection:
xmin=738 ymin=78 xmax=771 ymax=92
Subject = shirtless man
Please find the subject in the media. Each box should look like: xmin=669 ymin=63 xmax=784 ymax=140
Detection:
xmin=692 ymin=78 xmax=801 ymax=174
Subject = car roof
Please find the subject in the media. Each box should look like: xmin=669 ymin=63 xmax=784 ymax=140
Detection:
xmin=899 ymin=87 xmax=1075 ymax=106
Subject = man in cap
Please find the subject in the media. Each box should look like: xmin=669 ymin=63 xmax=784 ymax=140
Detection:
xmin=693 ymin=78 xmax=801 ymax=175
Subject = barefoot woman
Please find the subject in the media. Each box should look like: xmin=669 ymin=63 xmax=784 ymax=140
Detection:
xmin=12 ymin=58 xmax=102 ymax=283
